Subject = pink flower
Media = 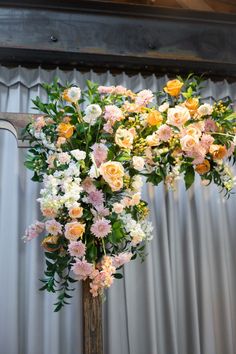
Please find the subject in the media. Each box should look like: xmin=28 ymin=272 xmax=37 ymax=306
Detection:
xmin=104 ymin=105 xmax=123 ymax=124
xmin=34 ymin=116 xmax=46 ymax=131
xmin=68 ymin=241 xmax=86 ymax=258
xmin=98 ymin=86 xmax=115 ymax=94
xmin=157 ymin=124 xmax=172 ymax=142
xmin=87 ymin=190 xmax=105 ymax=207
xmin=112 ymin=252 xmax=133 ymax=268
xmin=45 ymin=219 xmax=62 ymax=236
xmin=114 ymin=85 xmax=127 ymax=95
xmin=91 ymin=143 xmax=108 ymax=167
xmin=135 ymin=89 xmax=153 ymax=106
xmin=72 ymin=258 xmax=94 ymax=280
xmin=91 ymin=205 xmax=110 ymax=219
xmin=57 ymin=152 xmax=71 ymax=164
xmin=81 ymin=177 xmax=96 ymax=193
xmin=200 ymin=134 xmax=214 ymax=151
xmin=103 ymin=121 xmax=113 ymax=134
xmin=186 ymin=144 xmax=206 ymax=164
xmin=23 ymin=221 xmax=44 ymax=241
xmin=204 ymin=118 xmax=217 ymax=132
xmin=91 ymin=218 xmax=111 ymax=238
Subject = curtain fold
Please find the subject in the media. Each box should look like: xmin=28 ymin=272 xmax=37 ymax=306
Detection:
xmin=0 ymin=66 xmax=236 ymax=354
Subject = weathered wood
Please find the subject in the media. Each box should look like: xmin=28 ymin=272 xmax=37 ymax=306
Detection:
xmin=0 ymin=3 xmax=235 ymax=77
xmin=82 ymin=279 xmax=103 ymax=354
xmin=0 ymin=113 xmax=37 ymax=147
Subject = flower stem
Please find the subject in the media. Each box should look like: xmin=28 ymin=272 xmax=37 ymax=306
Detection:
xmin=102 ymin=238 xmax=106 ymax=256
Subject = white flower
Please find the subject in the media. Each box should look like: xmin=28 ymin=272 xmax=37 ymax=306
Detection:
xmin=197 ymin=103 xmax=213 ymax=117
xmin=132 ymin=156 xmax=145 ymax=171
xmin=132 ymin=175 xmax=143 ymax=191
xmin=167 ymin=106 xmax=190 ymax=127
xmin=159 ymin=102 xmax=169 ymax=113
xmin=89 ymin=164 xmax=100 ymax=178
xmin=71 ymin=149 xmax=86 ymax=161
xmin=83 ymin=104 xmax=102 ymax=125
xmin=58 ymin=152 xmax=71 ymax=165
xmin=63 ymin=87 xmax=81 ymax=103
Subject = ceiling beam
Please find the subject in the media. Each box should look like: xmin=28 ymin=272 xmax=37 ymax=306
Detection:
xmin=0 ymin=1 xmax=235 ymax=78
xmin=176 ymin=0 xmax=213 ymax=11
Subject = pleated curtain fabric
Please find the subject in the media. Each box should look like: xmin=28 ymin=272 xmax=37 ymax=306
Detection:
xmin=0 ymin=66 xmax=236 ymax=354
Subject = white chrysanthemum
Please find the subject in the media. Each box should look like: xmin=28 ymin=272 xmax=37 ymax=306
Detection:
xmin=83 ymin=104 xmax=102 ymax=125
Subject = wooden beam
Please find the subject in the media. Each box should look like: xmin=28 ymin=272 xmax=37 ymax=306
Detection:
xmin=176 ymin=0 xmax=213 ymax=11
xmin=0 ymin=2 xmax=234 ymax=77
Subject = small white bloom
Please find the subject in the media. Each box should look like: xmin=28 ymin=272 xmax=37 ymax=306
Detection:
xmin=71 ymin=149 xmax=86 ymax=161
xmin=83 ymin=104 xmax=102 ymax=125
xmin=89 ymin=164 xmax=100 ymax=178
xmin=159 ymin=102 xmax=169 ymax=113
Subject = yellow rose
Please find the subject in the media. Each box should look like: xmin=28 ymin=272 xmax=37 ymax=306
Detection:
xmin=58 ymin=122 xmax=74 ymax=139
xmin=209 ymin=144 xmax=227 ymax=160
xmin=184 ymin=98 xmax=199 ymax=116
xmin=195 ymin=160 xmax=211 ymax=175
xmin=164 ymin=79 xmax=183 ymax=97
xmin=41 ymin=235 xmax=60 ymax=252
xmin=115 ymin=127 xmax=135 ymax=149
xmin=147 ymin=110 xmax=163 ymax=126
xmin=65 ymin=222 xmax=85 ymax=241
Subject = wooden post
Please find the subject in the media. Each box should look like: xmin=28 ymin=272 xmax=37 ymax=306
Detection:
xmin=82 ymin=279 xmax=103 ymax=354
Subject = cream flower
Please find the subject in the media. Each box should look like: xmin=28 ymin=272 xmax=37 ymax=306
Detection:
xmin=180 ymin=135 xmax=199 ymax=151
xmin=115 ymin=127 xmax=135 ymax=149
xmin=100 ymin=161 xmax=124 ymax=191
xmin=197 ymin=103 xmax=213 ymax=117
xmin=146 ymin=132 xmax=160 ymax=147
xmin=167 ymin=105 xmax=190 ymax=127
xmin=132 ymin=156 xmax=145 ymax=171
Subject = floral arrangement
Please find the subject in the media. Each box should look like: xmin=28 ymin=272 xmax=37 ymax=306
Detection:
xmin=23 ymin=76 xmax=236 ymax=311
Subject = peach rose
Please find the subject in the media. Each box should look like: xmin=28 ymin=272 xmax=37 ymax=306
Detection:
xmin=164 ymin=79 xmax=183 ymax=96
xmin=167 ymin=106 xmax=190 ymax=127
xmin=100 ymin=161 xmax=124 ymax=191
xmin=57 ymin=122 xmax=74 ymax=139
xmin=41 ymin=207 xmax=57 ymax=218
xmin=184 ymin=124 xmax=202 ymax=139
xmin=115 ymin=127 xmax=135 ymax=149
xmin=108 ymin=178 xmax=124 ymax=192
xmin=113 ymin=203 xmax=124 ymax=214
xmin=195 ymin=160 xmax=211 ymax=175
xmin=65 ymin=222 xmax=85 ymax=241
xmin=69 ymin=205 xmax=83 ymax=219
xmin=132 ymin=156 xmax=145 ymax=171
xmin=41 ymin=235 xmax=60 ymax=252
xmin=209 ymin=144 xmax=227 ymax=160
xmin=184 ymin=98 xmax=199 ymax=116
xmin=180 ymin=135 xmax=199 ymax=151
xmin=147 ymin=110 xmax=163 ymax=126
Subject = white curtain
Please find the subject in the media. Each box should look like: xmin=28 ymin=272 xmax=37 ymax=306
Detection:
xmin=0 ymin=66 xmax=236 ymax=354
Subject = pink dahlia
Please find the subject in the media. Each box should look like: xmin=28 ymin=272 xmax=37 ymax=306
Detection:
xmin=135 ymin=89 xmax=153 ymax=106
xmin=91 ymin=143 xmax=108 ymax=167
xmin=23 ymin=221 xmax=45 ymax=241
xmin=112 ymin=252 xmax=133 ymax=268
xmin=87 ymin=190 xmax=105 ymax=207
xmin=104 ymin=105 xmax=123 ymax=124
xmin=72 ymin=258 xmax=94 ymax=280
xmin=91 ymin=218 xmax=111 ymax=238
xmin=68 ymin=241 xmax=86 ymax=258
xmin=45 ymin=219 xmax=62 ymax=236
xmin=157 ymin=124 xmax=172 ymax=142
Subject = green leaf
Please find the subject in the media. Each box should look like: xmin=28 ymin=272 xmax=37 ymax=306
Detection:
xmin=184 ymin=165 xmax=195 ymax=190
xmin=86 ymin=243 xmax=97 ymax=262
xmin=114 ymin=273 xmax=123 ymax=279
